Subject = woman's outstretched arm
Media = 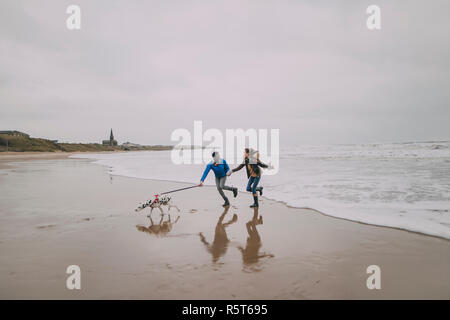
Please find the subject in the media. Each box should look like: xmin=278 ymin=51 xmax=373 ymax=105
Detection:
xmin=232 ymin=162 xmax=245 ymax=173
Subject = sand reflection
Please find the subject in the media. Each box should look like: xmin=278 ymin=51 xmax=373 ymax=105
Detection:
xmin=199 ymin=206 xmax=238 ymax=263
xmin=238 ymin=207 xmax=274 ymax=271
xmin=136 ymin=213 xmax=180 ymax=237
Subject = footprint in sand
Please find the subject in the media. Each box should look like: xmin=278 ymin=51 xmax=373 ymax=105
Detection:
xmin=189 ymin=209 xmax=198 ymax=214
xmin=75 ymin=217 xmax=94 ymax=223
xmin=37 ymin=224 xmax=57 ymax=229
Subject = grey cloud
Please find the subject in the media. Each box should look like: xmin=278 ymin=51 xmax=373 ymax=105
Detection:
xmin=0 ymin=0 xmax=449 ymax=145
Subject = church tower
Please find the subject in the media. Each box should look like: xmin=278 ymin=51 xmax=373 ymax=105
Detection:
xmin=110 ymin=129 xmax=114 ymax=143
xmin=102 ymin=129 xmax=118 ymax=146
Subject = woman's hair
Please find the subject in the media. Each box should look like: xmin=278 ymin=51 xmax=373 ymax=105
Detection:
xmin=247 ymin=148 xmax=259 ymax=164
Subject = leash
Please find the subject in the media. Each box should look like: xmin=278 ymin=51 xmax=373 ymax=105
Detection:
xmin=160 ymin=185 xmax=200 ymax=195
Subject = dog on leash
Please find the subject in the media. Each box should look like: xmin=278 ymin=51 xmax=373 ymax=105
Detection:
xmin=135 ymin=195 xmax=180 ymax=216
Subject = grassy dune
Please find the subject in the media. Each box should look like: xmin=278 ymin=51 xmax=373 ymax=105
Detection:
xmin=0 ymin=134 xmax=172 ymax=152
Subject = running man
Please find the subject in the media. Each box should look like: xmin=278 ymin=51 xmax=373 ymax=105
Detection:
xmin=199 ymin=152 xmax=238 ymax=207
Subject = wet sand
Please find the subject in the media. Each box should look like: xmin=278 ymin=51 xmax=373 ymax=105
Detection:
xmin=0 ymin=156 xmax=449 ymax=299
xmin=0 ymin=152 xmax=71 ymax=169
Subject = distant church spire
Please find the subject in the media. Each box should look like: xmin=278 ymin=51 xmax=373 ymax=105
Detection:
xmin=102 ymin=128 xmax=117 ymax=146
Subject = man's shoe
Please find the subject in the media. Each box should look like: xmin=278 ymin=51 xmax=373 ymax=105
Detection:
xmin=232 ymin=187 xmax=238 ymax=198
xmin=250 ymin=203 xmax=259 ymax=208
xmin=223 ymin=199 xmax=230 ymax=207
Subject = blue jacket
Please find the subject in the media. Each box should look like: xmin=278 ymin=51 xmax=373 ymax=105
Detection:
xmin=200 ymin=159 xmax=230 ymax=181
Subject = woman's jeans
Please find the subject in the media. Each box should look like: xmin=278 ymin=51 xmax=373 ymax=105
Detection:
xmin=246 ymin=176 xmax=261 ymax=195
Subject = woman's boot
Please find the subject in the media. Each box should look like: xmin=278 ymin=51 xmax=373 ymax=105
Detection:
xmin=250 ymin=195 xmax=259 ymax=208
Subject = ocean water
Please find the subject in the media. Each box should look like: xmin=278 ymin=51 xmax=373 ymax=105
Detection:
xmin=71 ymin=141 xmax=450 ymax=239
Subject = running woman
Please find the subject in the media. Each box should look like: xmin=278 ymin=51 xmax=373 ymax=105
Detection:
xmin=230 ymin=148 xmax=268 ymax=208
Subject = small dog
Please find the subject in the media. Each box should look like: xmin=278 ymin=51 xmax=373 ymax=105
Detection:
xmin=135 ymin=195 xmax=180 ymax=216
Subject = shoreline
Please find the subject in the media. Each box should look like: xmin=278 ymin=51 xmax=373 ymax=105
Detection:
xmin=2 ymin=152 xmax=449 ymax=242
xmin=70 ymin=154 xmax=450 ymax=242
xmin=0 ymin=155 xmax=449 ymax=298
xmin=0 ymin=151 xmax=124 ymax=169
xmin=280 ymin=201 xmax=450 ymax=242
xmin=0 ymin=150 xmax=125 ymax=157
xmin=0 ymin=152 xmax=70 ymax=169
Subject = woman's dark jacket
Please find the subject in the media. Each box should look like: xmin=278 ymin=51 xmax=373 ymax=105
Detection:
xmin=232 ymin=157 xmax=268 ymax=178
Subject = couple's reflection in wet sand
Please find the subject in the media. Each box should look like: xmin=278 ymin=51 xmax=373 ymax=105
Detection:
xmin=199 ymin=206 xmax=273 ymax=269
xmin=199 ymin=206 xmax=238 ymax=263
xmin=135 ymin=206 xmax=274 ymax=270
xmin=136 ymin=213 xmax=180 ymax=237
xmin=238 ymin=207 xmax=274 ymax=269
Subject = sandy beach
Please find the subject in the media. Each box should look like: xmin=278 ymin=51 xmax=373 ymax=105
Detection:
xmin=0 ymin=153 xmax=449 ymax=299
xmin=0 ymin=152 xmax=70 ymax=169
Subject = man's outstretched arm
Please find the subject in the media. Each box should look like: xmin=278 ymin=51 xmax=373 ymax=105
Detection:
xmin=199 ymin=164 xmax=211 ymax=185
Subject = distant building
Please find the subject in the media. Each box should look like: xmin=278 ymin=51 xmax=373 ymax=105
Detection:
xmin=122 ymin=141 xmax=141 ymax=150
xmin=0 ymin=130 xmax=30 ymax=138
xmin=102 ymin=129 xmax=118 ymax=146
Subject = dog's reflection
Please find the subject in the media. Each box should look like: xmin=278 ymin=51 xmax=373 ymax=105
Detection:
xmin=136 ymin=213 xmax=180 ymax=237
xmin=238 ymin=207 xmax=274 ymax=267
xmin=199 ymin=206 xmax=238 ymax=263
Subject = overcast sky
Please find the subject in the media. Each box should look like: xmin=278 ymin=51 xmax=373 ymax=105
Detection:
xmin=1 ymin=0 xmax=449 ymax=145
